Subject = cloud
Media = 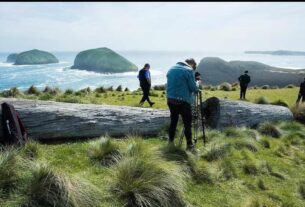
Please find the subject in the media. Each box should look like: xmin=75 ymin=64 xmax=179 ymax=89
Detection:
xmin=1 ymin=2 xmax=305 ymax=52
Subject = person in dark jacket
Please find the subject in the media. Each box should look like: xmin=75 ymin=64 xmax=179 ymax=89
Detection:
xmin=296 ymin=78 xmax=305 ymax=104
xmin=166 ymin=58 xmax=199 ymax=152
xmin=238 ymin=71 xmax=251 ymax=100
xmin=138 ymin=63 xmax=155 ymax=107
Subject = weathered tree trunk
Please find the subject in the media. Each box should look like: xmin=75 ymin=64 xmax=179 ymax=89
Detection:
xmin=0 ymin=97 xmax=294 ymax=141
xmin=201 ymin=97 xmax=294 ymax=129
xmin=0 ymin=98 xmax=171 ymax=140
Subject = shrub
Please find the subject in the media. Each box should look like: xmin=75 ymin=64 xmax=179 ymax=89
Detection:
xmin=64 ymin=89 xmax=74 ymax=95
xmin=94 ymin=86 xmax=106 ymax=93
xmin=261 ymin=85 xmax=270 ymax=90
xmin=291 ymin=103 xmax=305 ymax=124
xmin=153 ymin=85 xmax=166 ymax=90
xmin=271 ymin=99 xmax=288 ymax=107
xmin=23 ymin=163 xmax=102 ymax=207
xmin=286 ymin=84 xmax=295 ymax=88
xmin=254 ymin=96 xmax=269 ymax=104
xmin=124 ymin=87 xmax=130 ymax=92
xmin=27 ymin=85 xmax=40 ymax=95
xmin=219 ymin=82 xmax=232 ymax=91
xmin=79 ymin=87 xmax=91 ymax=95
xmin=116 ymin=85 xmax=123 ymax=92
xmin=88 ymin=137 xmax=121 ymax=166
xmin=0 ymin=148 xmax=20 ymax=192
xmin=109 ymin=156 xmax=186 ymax=207
xmin=2 ymin=87 xmax=22 ymax=97
xmin=258 ymin=122 xmax=282 ymax=138
xmin=107 ymin=86 xmax=114 ymax=91
xmin=43 ymin=86 xmax=60 ymax=95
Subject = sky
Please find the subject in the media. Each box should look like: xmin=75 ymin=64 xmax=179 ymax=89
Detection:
xmin=1 ymin=2 xmax=305 ymax=53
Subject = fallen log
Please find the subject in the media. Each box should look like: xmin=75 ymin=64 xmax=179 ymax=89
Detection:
xmin=201 ymin=97 xmax=294 ymax=129
xmin=0 ymin=97 xmax=294 ymax=141
xmin=0 ymin=98 xmax=171 ymax=140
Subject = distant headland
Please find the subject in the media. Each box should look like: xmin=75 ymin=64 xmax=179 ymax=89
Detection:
xmin=245 ymin=50 xmax=305 ymax=56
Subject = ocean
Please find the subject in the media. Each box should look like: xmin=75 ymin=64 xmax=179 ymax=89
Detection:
xmin=1 ymin=51 xmax=305 ymax=91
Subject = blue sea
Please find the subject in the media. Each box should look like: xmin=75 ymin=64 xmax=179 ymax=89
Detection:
xmin=1 ymin=50 xmax=305 ymax=91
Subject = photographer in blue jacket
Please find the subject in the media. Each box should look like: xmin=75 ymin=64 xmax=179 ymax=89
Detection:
xmin=166 ymin=58 xmax=199 ymax=152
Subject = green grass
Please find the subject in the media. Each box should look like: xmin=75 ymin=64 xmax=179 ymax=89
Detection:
xmin=0 ymin=86 xmax=300 ymax=109
xmin=1 ymin=121 xmax=305 ymax=206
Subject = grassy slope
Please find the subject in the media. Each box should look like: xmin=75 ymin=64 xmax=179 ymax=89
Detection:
xmin=1 ymin=87 xmax=304 ymax=207
xmin=1 ymin=87 xmax=299 ymax=109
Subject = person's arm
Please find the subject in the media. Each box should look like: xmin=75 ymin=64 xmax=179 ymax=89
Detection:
xmin=145 ymin=70 xmax=151 ymax=85
xmin=186 ymin=71 xmax=199 ymax=93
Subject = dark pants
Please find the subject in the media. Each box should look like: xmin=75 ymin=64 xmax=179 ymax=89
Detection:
xmin=240 ymin=85 xmax=248 ymax=99
xmin=296 ymin=94 xmax=305 ymax=103
xmin=167 ymin=99 xmax=193 ymax=146
xmin=140 ymin=85 xmax=152 ymax=104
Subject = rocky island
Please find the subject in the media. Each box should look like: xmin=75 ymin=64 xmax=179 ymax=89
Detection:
xmin=71 ymin=47 xmax=138 ymax=73
xmin=6 ymin=53 xmax=18 ymax=63
xmin=13 ymin=49 xmax=59 ymax=65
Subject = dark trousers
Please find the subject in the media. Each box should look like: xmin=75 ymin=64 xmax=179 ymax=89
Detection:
xmin=140 ymin=85 xmax=152 ymax=104
xmin=240 ymin=85 xmax=248 ymax=99
xmin=167 ymin=99 xmax=193 ymax=146
xmin=296 ymin=94 xmax=305 ymax=103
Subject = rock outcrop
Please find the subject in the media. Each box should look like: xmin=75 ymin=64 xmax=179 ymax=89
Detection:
xmin=197 ymin=57 xmax=305 ymax=87
xmin=71 ymin=47 xmax=138 ymax=73
xmin=14 ymin=49 xmax=59 ymax=65
xmin=6 ymin=53 xmax=18 ymax=63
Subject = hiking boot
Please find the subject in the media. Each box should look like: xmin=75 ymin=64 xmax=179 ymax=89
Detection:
xmin=149 ymin=102 xmax=155 ymax=107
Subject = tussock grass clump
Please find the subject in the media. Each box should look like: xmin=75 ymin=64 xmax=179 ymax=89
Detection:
xmin=229 ymin=138 xmax=259 ymax=152
xmin=271 ymin=99 xmax=288 ymax=107
xmin=243 ymin=198 xmax=263 ymax=207
xmin=0 ymin=148 xmax=20 ymax=193
xmin=2 ymin=87 xmax=22 ymax=97
xmin=116 ymin=85 xmax=123 ymax=92
xmin=291 ymin=103 xmax=305 ymax=124
xmin=280 ymin=121 xmax=304 ymax=132
xmin=88 ymin=137 xmax=121 ymax=166
xmin=153 ymin=84 xmax=166 ymax=90
xmin=22 ymin=140 xmax=40 ymax=159
xmin=107 ymin=86 xmax=114 ymax=91
xmin=64 ymin=88 xmax=74 ymax=95
xmin=223 ymin=127 xmax=244 ymax=138
xmin=258 ymin=122 xmax=282 ymax=138
xmin=257 ymin=179 xmax=267 ymax=190
xmin=202 ymin=143 xmax=230 ymax=162
xmin=218 ymin=158 xmax=237 ymax=181
xmin=43 ymin=86 xmax=61 ymax=95
xmin=27 ymin=85 xmax=41 ymax=95
xmin=274 ymin=144 xmax=291 ymax=157
xmin=285 ymin=84 xmax=295 ymax=88
xmin=187 ymin=155 xmax=213 ymax=184
xmin=78 ymin=87 xmax=91 ymax=95
xmin=298 ymin=181 xmax=305 ymax=199
xmin=23 ymin=163 xmax=102 ymax=207
xmin=219 ymin=82 xmax=232 ymax=91
xmin=254 ymin=96 xmax=269 ymax=104
xmin=109 ymin=156 xmax=186 ymax=207
xmin=94 ymin=86 xmax=106 ymax=93
xmin=242 ymin=151 xmax=259 ymax=175
xmin=259 ymin=138 xmax=271 ymax=148
xmin=160 ymin=144 xmax=188 ymax=162
xmin=124 ymin=87 xmax=130 ymax=92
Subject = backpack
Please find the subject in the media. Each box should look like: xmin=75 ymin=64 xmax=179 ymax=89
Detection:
xmin=1 ymin=102 xmax=28 ymax=145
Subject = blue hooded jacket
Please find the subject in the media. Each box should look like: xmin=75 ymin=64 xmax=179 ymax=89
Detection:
xmin=166 ymin=62 xmax=199 ymax=105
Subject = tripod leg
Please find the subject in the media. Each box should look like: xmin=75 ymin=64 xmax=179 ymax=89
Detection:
xmin=178 ymin=127 xmax=184 ymax=147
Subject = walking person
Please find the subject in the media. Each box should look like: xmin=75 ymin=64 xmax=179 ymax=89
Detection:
xmin=238 ymin=70 xmax=251 ymax=100
xmin=166 ymin=58 xmax=199 ymax=152
xmin=296 ymin=78 xmax=305 ymax=104
xmin=137 ymin=63 xmax=155 ymax=107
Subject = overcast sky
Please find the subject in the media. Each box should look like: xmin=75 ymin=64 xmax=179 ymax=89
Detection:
xmin=1 ymin=2 xmax=305 ymax=53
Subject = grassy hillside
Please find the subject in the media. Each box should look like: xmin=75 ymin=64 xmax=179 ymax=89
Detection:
xmin=1 ymin=121 xmax=305 ymax=207
xmin=197 ymin=57 xmax=305 ymax=87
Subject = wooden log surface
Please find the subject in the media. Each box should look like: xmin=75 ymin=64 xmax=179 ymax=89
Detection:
xmin=0 ymin=98 xmax=171 ymax=140
xmin=0 ymin=97 xmax=294 ymax=141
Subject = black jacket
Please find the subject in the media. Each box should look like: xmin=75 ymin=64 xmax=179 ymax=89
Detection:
xmin=238 ymin=74 xmax=251 ymax=86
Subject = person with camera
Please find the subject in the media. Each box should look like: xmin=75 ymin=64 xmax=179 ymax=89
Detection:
xmin=166 ymin=58 xmax=199 ymax=152
xmin=138 ymin=63 xmax=155 ymax=107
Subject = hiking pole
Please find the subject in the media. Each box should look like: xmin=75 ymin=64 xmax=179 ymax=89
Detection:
xmin=198 ymin=91 xmax=207 ymax=146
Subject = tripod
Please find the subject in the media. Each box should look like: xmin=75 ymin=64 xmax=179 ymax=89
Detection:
xmin=178 ymin=91 xmax=206 ymax=147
